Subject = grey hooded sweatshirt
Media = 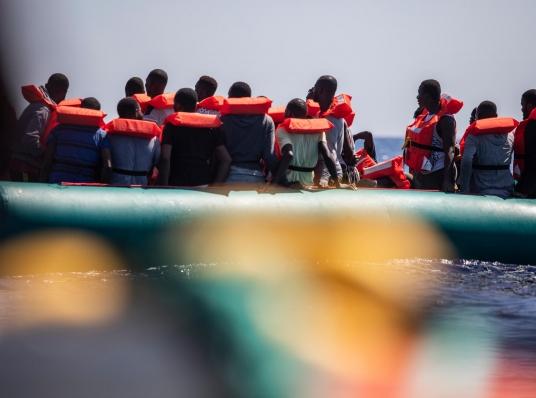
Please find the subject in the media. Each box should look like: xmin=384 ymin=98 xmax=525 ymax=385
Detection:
xmin=220 ymin=114 xmax=276 ymax=174
xmin=460 ymin=132 xmax=514 ymax=198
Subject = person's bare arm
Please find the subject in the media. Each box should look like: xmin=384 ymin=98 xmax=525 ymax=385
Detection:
xmin=352 ymin=130 xmax=376 ymax=161
xmin=212 ymin=144 xmax=232 ymax=184
xmin=319 ymin=141 xmax=341 ymax=188
xmin=272 ymin=144 xmax=293 ymax=185
xmin=40 ymin=141 xmax=56 ymax=182
xmin=158 ymin=144 xmax=172 ymax=185
xmin=341 ymin=121 xmax=357 ymax=167
xmin=438 ymin=116 xmax=456 ymax=193
xmin=100 ymin=148 xmax=112 ymax=183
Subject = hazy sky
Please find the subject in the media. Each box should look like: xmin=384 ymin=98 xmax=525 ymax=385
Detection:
xmin=1 ymin=0 xmax=535 ymax=137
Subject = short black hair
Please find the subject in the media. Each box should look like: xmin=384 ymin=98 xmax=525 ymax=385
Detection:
xmin=117 ymin=97 xmax=139 ymax=118
xmin=228 ymin=81 xmax=251 ymax=98
xmin=522 ymin=89 xmax=536 ymax=107
xmin=419 ymin=79 xmax=441 ymax=102
xmin=285 ymin=98 xmax=307 ymax=118
xmin=315 ymin=75 xmax=338 ymax=96
xmin=47 ymin=73 xmax=69 ymax=91
xmin=476 ymin=101 xmax=497 ymax=119
xmin=125 ymin=77 xmax=145 ymax=97
xmin=174 ymin=88 xmax=198 ymax=112
xmin=197 ymin=76 xmax=218 ymax=95
xmin=81 ymin=97 xmax=101 ymax=110
xmin=147 ymin=69 xmax=168 ymax=85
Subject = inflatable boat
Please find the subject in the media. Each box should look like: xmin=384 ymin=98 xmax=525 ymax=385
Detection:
xmin=1 ymin=182 xmax=535 ymax=268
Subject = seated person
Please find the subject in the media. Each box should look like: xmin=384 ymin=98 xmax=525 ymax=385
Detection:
xmin=124 ymin=77 xmax=145 ymax=97
xmin=459 ymin=101 xmax=516 ymax=198
xmin=273 ymin=98 xmax=340 ymax=188
xmin=158 ymin=88 xmax=231 ymax=187
xmin=195 ymin=75 xmax=223 ymax=115
xmin=41 ymin=98 xmax=110 ymax=184
xmin=10 ymin=73 xmax=69 ymax=181
xmin=220 ymin=82 xmax=276 ymax=184
xmin=143 ymin=69 xmax=173 ymax=125
xmin=514 ymin=89 xmax=536 ymax=197
xmin=106 ymin=98 xmax=162 ymax=186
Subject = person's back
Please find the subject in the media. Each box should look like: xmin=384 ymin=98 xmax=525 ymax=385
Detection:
xmin=10 ymin=74 xmax=69 ymax=181
xmin=44 ymin=101 xmax=108 ymax=183
xmin=107 ymin=98 xmax=161 ymax=185
xmin=220 ymin=82 xmax=275 ymax=184
xmin=460 ymin=101 xmax=516 ymax=198
xmin=159 ymin=88 xmax=231 ymax=187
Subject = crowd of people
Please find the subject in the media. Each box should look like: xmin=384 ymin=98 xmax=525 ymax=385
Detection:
xmin=3 ymin=69 xmax=536 ymax=198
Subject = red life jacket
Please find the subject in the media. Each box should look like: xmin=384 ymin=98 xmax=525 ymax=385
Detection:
xmin=220 ymin=97 xmax=272 ymax=116
xmin=322 ymin=94 xmax=356 ymax=126
xmin=361 ymin=156 xmax=410 ymax=189
xmin=197 ymin=96 xmax=225 ymax=112
xmin=58 ymin=98 xmax=82 ymax=107
xmin=56 ymin=106 xmax=106 ymax=127
xmin=21 ymin=85 xmax=56 ymax=109
xmin=164 ymin=112 xmax=222 ymax=129
xmin=149 ymin=93 xmax=175 ymax=110
xmin=279 ymin=118 xmax=333 ymax=134
xmin=404 ymin=96 xmax=462 ymax=173
xmin=440 ymin=94 xmax=464 ymax=115
xmin=355 ymin=148 xmax=377 ymax=175
xmin=132 ymin=93 xmax=152 ymax=113
xmin=41 ymin=99 xmax=84 ymax=145
xmin=268 ymin=106 xmax=286 ymax=124
xmin=468 ymin=117 xmax=519 ymax=136
xmin=106 ymin=118 xmax=162 ymax=140
xmin=306 ymin=100 xmax=321 ymax=118
xmin=513 ymin=108 xmax=536 ymax=180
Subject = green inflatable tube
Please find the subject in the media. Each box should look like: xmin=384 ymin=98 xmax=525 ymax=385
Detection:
xmin=1 ymin=182 xmax=536 ymax=266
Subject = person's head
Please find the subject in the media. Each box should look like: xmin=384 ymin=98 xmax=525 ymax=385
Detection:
xmin=521 ymin=89 xmax=536 ymax=119
xmin=125 ymin=77 xmax=145 ymax=97
xmin=117 ymin=97 xmax=142 ymax=120
xmin=195 ymin=75 xmax=218 ymax=101
xmin=312 ymin=75 xmax=337 ymax=110
xmin=81 ymin=97 xmax=101 ymax=110
xmin=174 ymin=88 xmax=198 ymax=112
xmin=228 ymin=81 xmax=251 ymax=98
xmin=45 ymin=73 xmax=69 ymax=103
xmin=476 ymin=101 xmax=497 ymax=120
xmin=469 ymin=107 xmax=477 ymax=124
xmin=145 ymin=69 xmax=168 ymax=98
xmin=285 ymin=98 xmax=307 ymax=119
xmin=417 ymin=79 xmax=441 ymax=110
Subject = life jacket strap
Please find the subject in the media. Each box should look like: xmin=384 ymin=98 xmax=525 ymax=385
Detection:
xmin=472 ymin=164 xmax=510 ymax=171
xmin=409 ymin=141 xmax=444 ymax=152
xmin=288 ymin=165 xmax=315 ymax=173
xmin=112 ymin=167 xmax=150 ymax=177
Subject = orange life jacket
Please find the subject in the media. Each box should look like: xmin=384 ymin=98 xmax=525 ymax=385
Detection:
xmin=268 ymin=106 xmax=286 ymax=124
xmin=279 ymin=118 xmax=333 ymax=134
xmin=220 ymin=97 xmax=272 ymax=116
xmin=513 ymin=108 xmax=536 ymax=180
xmin=55 ymin=106 xmax=106 ymax=128
xmin=440 ymin=94 xmax=463 ymax=115
xmin=355 ymin=148 xmax=377 ymax=175
xmin=361 ymin=156 xmax=410 ymax=189
xmin=149 ymin=93 xmax=175 ymax=110
xmin=322 ymin=94 xmax=356 ymax=126
xmin=197 ymin=96 xmax=225 ymax=112
xmin=21 ymin=85 xmax=56 ymax=109
xmin=164 ymin=112 xmax=222 ymax=129
xmin=459 ymin=117 xmax=518 ymax=156
xmin=105 ymin=118 xmax=162 ymax=140
xmin=404 ymin=96 xmax=462 ymax=173
xmin=132 ymin=93 xmax=152 ymax=113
